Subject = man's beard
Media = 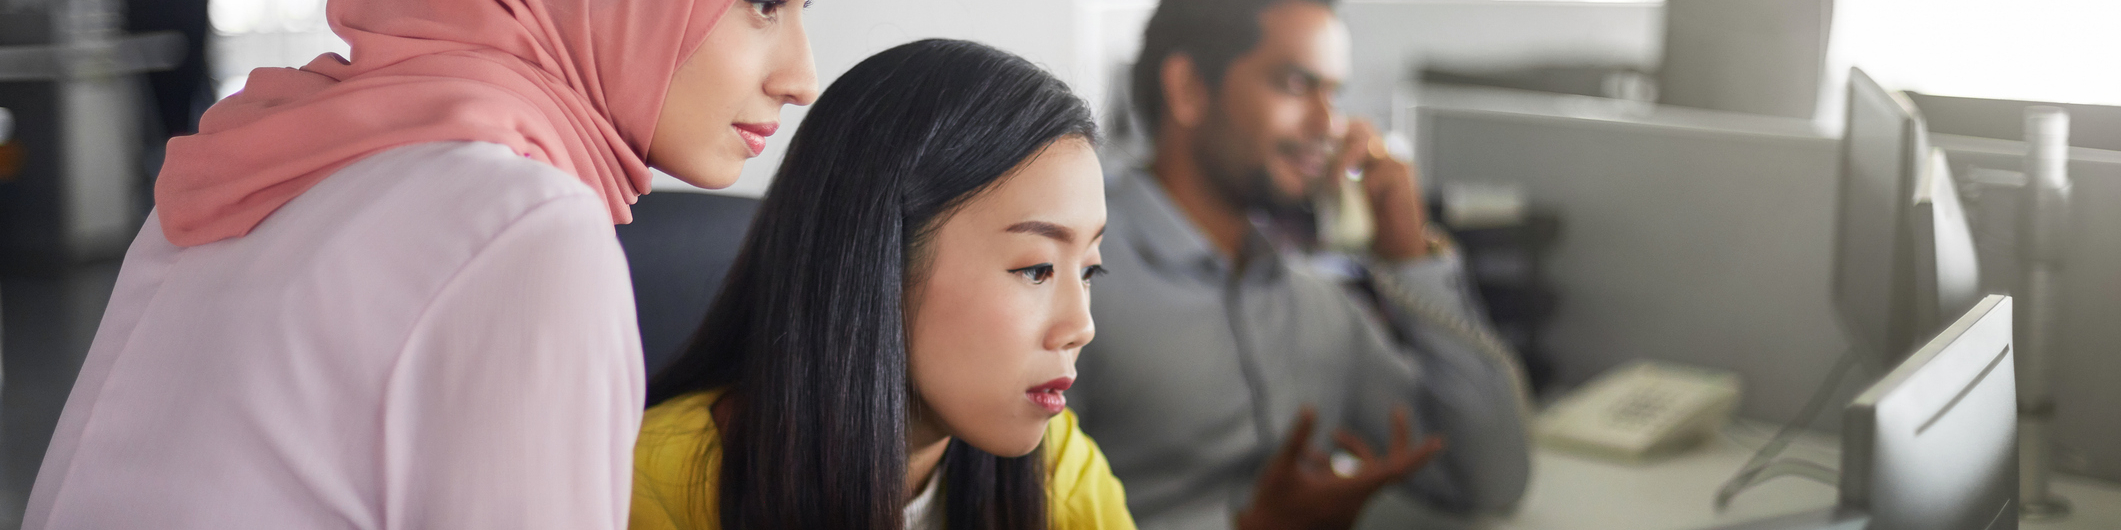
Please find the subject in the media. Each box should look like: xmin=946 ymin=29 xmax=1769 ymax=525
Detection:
xmin=1192 ymin=111 xmax=1312 ymax=220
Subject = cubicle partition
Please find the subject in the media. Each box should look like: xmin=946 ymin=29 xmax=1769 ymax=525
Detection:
xmin=2049 ymin=156 xmax=2121 ymax=484
xmin=1932 ymin=134 xmax=2121 ymax=484
xmin=1415 ymin=85 xmax=1859 ymax=430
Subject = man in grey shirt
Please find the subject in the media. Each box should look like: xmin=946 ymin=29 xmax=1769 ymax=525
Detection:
xmin=1068 ymin=0 xmax=1532 ymax=528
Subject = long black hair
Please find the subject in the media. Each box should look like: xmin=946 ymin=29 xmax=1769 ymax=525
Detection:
xmin=647 ymin=38 xmax=1099 ymax=530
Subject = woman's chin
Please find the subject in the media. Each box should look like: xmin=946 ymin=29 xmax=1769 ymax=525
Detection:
xmin=986 ymin=440 xmax=1042 ymax=459
xmin=686 ymin=169 xmax=744 ymax=190
xmin=962 ymin=425 xmax=1050 ymax=458
xmin=653 ymin=160 xmax=744 ymax=190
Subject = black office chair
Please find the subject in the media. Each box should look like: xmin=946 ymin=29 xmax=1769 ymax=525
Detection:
xmin=615 ymin=191 xmax=760 ymax=377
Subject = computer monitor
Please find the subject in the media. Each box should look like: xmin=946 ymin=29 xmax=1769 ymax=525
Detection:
xmin=1832 ymin=68 xmax=1983 ymax=366
xmin=1840 ymin=294 xmax=2017 ymax=530
xmin=1909 ymin=148 xmax=1983 ymax=343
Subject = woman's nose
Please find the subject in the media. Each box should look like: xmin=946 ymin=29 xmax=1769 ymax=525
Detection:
xmin=1046 ymin=280 xmax=1096 ymax=354
xmin=768 ymin=16 xmax=821 ymax=106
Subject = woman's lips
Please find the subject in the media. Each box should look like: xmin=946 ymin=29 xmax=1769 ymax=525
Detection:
xmin=1027 ymin=377 xmax=1074 ymax=415
xmin=733 ymin=122 xmax=778 ymax=157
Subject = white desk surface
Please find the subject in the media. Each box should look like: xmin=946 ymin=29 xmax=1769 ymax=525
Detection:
xmin=1359 ymin=421 xmax=2121 ymax=530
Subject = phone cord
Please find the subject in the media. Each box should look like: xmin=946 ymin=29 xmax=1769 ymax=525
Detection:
xmin=1365 ymin=264 xmax=1535 ymax=423
xmin=1714 ymin=350 xmax=1862 ymax=510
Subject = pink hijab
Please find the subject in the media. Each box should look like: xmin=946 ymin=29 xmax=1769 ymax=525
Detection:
xmin=155 ymin=0 xmax=737 ymax=246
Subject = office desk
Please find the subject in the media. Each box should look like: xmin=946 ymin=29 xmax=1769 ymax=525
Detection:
xmin=1359 ymin=421 xmax=2121 ymax=530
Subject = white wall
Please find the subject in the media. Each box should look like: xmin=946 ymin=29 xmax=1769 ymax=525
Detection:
xmin=1826 ymin=0 xmax=2121 ymax=109
xmin=1812 ymin=0 xmax=2121 ymax=132
xmin=664 ymin=0 xmax=1128 ymax=197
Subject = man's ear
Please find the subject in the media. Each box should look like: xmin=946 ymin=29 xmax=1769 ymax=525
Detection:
xmin=1159 ymin=53 xmax=1211 ymax=131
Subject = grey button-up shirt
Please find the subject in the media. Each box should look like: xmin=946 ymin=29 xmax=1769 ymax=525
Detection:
xmin=1072 ymin=170 xmax=1532 ymax=530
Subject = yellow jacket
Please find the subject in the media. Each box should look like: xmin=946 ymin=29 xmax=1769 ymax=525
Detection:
xmin=631 ymin=390 xmax=1137 ymax=529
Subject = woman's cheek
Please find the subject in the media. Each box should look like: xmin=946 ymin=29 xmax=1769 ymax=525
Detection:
xmin=923 ymin=279 xmax=1054 ymax=455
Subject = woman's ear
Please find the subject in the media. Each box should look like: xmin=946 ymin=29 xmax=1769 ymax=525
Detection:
xmin=1159 ymin=53 xmax=1210 ymax=131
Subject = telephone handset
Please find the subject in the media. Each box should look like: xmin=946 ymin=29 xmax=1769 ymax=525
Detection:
xmin=1313 ymin=175 xmax=1376 ymax=253
xmin=1536 ymin=361 xmax=1742 ymax=462
xmin=1311 ymin=131 xmax=1527 ymax=253
xmin=1311 ymin=131 xmax=1419 ymax=253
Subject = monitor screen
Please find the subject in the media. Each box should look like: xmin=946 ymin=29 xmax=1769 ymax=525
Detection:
xmin=1833 ymin=68 xmax=1932 ymax=365
xmin=1841 ymin=295 xmax=2017 ymax=530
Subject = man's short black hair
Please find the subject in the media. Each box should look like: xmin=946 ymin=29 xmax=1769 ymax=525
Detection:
xmin=1129 ymin=0 xmax=1341 ymax=137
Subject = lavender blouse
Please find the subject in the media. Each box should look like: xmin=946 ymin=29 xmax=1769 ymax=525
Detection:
xmin=25 ymin=141 xmax=646 ymax=529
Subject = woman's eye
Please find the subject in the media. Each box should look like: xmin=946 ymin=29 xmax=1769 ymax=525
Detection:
xmin=748 ymin=0 xmax=811 ymax=19
xmin=748 ymin=0 xmax=786 ymax=19
xmin=1011 ymin=264 xmax=1056 ymax=285
xmin=1081 ymin=265 xmax=1107 ymax=285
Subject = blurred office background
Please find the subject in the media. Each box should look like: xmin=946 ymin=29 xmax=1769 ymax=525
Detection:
xmin=3 ymin=0 xmax=2119 ymax=528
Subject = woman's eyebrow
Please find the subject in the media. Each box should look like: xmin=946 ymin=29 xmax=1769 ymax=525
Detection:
xmin=1005 ymin=221 xmax=1075 ymax=244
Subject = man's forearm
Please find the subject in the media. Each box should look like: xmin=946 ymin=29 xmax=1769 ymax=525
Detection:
xmin=1371 ymin=257 xmax=1534 ymax=512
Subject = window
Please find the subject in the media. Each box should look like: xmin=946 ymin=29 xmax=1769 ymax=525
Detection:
xmin=1832 ymin=0 xmax=2121 ymax=106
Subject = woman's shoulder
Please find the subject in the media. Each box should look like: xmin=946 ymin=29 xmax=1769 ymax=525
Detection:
xmin=366 ymin=140 xmax=591 ymax=192
xmin=273 ymin=141 xmax=614 ymax=264
xmin=1043 ymin=409 xmax=1139 ymax=530
xmin=362 ymin=141 xmax=605 ymax=219
xmin=638 ymin=389 xmax=725 ymax=478
xmin=632 ymin=390 xmax=727 ymax=530
xmin=643 ymin=390 xmax=724 ymax=435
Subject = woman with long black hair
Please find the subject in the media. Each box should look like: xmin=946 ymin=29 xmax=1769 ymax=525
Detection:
xmin=630 ymin=39 xmax=1135 ymax=530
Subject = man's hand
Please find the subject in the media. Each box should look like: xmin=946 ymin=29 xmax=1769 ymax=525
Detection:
xmin=1329 ymin=119 xmax=1434 ymax=261
xmin=1237 ymin=406 xmax=1446 ymax=530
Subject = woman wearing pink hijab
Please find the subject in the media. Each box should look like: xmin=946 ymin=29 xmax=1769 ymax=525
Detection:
xmin=23 ymin=0 xmax=816 ymax=527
